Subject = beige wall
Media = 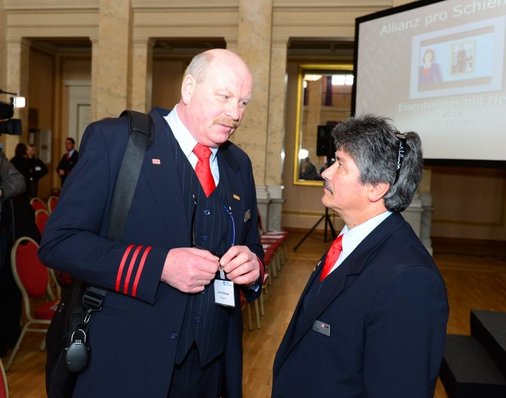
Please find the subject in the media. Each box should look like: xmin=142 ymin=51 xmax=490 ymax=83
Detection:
xmin=151 ymin=59 xmax=186 ymax=110
xmin=1 ymin=0 xmax=505 ymax=242
xmin=431 ymin=167 xmax=506 ymax=240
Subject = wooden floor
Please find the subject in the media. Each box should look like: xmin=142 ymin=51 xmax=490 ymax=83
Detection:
xmin=3 ymin=229 xmax=506 ymax=397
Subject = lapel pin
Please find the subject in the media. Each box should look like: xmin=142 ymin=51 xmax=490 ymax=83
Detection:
xmin=152 ymin=159 xmax=161 ymax=165
xmin=233 ymin=194 xmax=240 ymax=201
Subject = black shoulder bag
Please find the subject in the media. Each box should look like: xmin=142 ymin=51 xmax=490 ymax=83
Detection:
xmin=45 ymin=110 xmax=154 ymax=398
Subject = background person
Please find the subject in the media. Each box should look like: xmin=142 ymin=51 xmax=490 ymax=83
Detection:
xmin=299 ymin=157 xmax=319 ymax=180
xmin=26 ymin=144 xmax=48 ymax=198
xmin=40 ymin=48 xmax=264 ymax=398
xmin=419 ymin=48 xmax=443 ymax=86
xmin=9 ymin=143 xmax=41 ymax=242
xmin=0 ymin=149 xmax=26 ymax=358
xmin=56 ymin=137 xmax=78 ymax=187
xmin=272 ymin=114 xmax=448 ymax=397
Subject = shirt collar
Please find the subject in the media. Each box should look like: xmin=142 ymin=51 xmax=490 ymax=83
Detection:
xmin=339 ymin=211 xmax=392 ymax=259
xmin=164 ymin=106 xmax=218 ymax=161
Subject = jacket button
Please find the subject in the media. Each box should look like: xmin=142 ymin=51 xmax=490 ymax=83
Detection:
xmin=170 ymin=332 xmax=178 ymax=340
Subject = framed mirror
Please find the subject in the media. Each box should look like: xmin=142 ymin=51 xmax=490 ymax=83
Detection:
xmin=293 ymin=64 xmax=354 ymax=186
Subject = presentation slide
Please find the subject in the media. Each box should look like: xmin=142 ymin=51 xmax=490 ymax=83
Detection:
xmin=354 ymin=0 xmax=506 ymax=162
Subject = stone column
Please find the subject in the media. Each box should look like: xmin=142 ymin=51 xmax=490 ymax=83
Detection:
xmin=265 ymin=39 xmax=289 ymax=231
xmin=91 ymin=0 xmax=131 ymax=120
xmin=4 ymin=38 xmax=30 ymax=156
xmin=235 ymin=0 xmax=272 ymax=181
xmin=130 ymin=38 xmax=154 ymax=112
xmin=235 ymin=0 xmax=274 ymax=229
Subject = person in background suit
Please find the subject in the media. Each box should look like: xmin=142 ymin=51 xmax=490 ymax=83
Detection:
xmin=56 ymin=137 xmax=78 ymax=187
xmin=0 ymin=149 xmax=26 ymax=358
xmin=272 ymin=115 xmax=448 ymax=397
xmin=9 ymin=143 xmax=41 ymax=242
xmin=39 ymin=48 xmax=264 ymax=398
xmin=26 ymin=144 xmax=48 ymax=198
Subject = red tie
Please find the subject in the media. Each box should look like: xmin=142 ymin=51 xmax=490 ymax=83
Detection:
xmin=193 ymin=143 xmax=216 ymax=197
xmin=320 ymin=234 xmax=343 ymax=281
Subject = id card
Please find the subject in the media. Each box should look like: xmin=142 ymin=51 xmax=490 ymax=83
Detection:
xmin=214 ymin=279 xmax=235 ymax=307
xmin=214 ymin=268 xmax=235 ymax=307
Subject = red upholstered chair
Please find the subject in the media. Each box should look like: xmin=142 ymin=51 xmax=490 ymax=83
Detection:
xmin=5 ymin=237 xmax=58 ymax=371
xmin=47 ymin=195 xmax=59 ymax=213
xmin=257 ymin=211 xmax=289 ymax=271
xmin=0 ymin=359 xmax=8 ymax=398
xmin=35 ymin=208 xmax=50 ymax=235
xmin=29 ymin=197 xmax=47 ymax=212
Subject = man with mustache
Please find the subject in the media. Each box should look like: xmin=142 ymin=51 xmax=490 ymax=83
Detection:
xmin=40 ymin=48 xmax=264 ymax=398
xmin=272 ymin=115 xmax=448 ymax=397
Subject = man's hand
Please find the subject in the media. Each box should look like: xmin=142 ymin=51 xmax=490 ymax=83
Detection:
xmin=162 ymin=247 xmax=220 ymax=293
xmin=220 ymin=246 xmax=260 ymax=286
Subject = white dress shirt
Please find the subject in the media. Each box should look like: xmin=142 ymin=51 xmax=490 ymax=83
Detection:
xmin=328 ymin=211 xmax=392 ymax=275
xmin=164 ymin=107 xmax=219 ymax=185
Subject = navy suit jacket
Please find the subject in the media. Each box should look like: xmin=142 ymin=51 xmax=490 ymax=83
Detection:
xmin=40 ymin=108 xmax=263 ymax=398
xmin=272 ymin=213 xmax=448 ymax=398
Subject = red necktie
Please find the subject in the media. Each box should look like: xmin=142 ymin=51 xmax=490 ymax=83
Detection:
xmin=320 ymin=234 xmax=343 ymax=281
xmin=193 ymin=143 xmax=216 ymax=197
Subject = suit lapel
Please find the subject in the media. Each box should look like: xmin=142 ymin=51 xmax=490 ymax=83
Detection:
xmin=217 ymin=143 xmax=246 ymax=240
xmin=142 ymin=109 xmax=189 ymax=247
xmin=281 ymin=251 xmax=366 ymax=360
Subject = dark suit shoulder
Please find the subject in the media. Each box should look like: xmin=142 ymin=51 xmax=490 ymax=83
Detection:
xmin=80 ymin=115 xmax=130 ymax=156
xmin=219 ymin=140 xmax=253 ymax=169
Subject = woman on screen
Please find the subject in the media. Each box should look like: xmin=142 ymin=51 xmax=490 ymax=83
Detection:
xmin=419 ymin=48 xmax=443 ymax=86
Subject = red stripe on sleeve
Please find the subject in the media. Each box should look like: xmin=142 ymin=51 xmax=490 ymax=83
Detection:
xmin=131 ymin=246 xmax=152 ymax=298
xmin=123 ymin=245 xmax=143 ymax=295
xmin=115 ymin=244 xmax=135 ymax=292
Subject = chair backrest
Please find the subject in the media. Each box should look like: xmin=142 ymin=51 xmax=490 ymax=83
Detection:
xmin=0 ymin=359 xmax=8 ymax=398
xmin=30 ymin=197 xmax=47 ymax=212
xmin=11 ymin=237 xmax=52 ymax=320
xmin=35 ymin=209 xmax=50 ymax=234
xmin=47 ymin=195 xmax=59 ymax=213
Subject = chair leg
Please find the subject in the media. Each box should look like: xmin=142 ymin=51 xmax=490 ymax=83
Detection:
xmin=39 ymin=337 xmax=46 ymax=351
xmin=246 ymin=303 xmax=253 ymax=331
xmin=5 ymin=327 xmax=27 ymax=371
xmin=253 ymin=300 xmax=261 ymax=329
xmin=259 ymin=292 xmax=265 ymax=316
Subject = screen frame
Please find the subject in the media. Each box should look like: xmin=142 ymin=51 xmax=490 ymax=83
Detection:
xmin=352 ymin=0 xmax=506 ymax=169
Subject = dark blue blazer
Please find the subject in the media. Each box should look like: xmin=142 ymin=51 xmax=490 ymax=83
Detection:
xmin=40 ymin=108 xmax=263 ymax=398
xmin=272 ymin=213 xmax=448 ymax=398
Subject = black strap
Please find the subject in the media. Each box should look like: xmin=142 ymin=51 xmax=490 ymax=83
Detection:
xmin=83 ymin=110 xmax=153 ymax=310
xmin=107 ymin=110 xmax=153 ymax=241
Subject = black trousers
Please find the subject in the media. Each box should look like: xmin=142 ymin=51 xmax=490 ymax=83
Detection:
xmin=168 ymin=344 xmax=225 ymax=398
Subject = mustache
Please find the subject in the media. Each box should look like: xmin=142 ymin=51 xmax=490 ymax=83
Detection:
xmin=214 ymin=117 xmax=240 ymax=129
xmin=323 ymin=181 xmax=333 ymax=194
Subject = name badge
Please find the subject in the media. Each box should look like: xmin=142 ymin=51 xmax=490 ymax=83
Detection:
xmin=214 ymin=268 xmax=235 ymax=307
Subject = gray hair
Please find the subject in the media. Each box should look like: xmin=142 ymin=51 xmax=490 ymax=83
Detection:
xmin=183 ymin=51 xmax=214 ymax=84
xmin=331 ymin=114 xmax=423 ymax=212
